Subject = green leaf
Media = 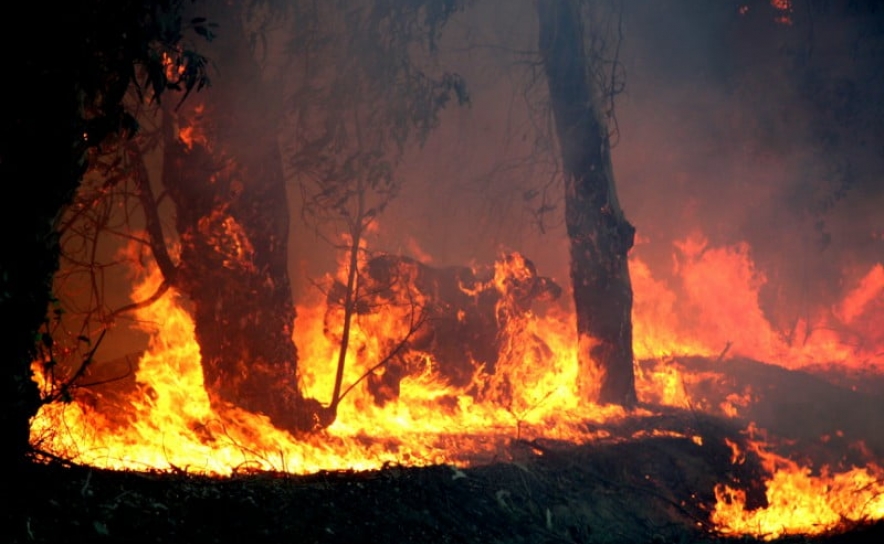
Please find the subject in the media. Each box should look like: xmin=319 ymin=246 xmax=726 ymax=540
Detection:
xmin=194 ymin=25 xmax=214 ymax=40
xmin=93 ymin=521 xmax=109 ymax=535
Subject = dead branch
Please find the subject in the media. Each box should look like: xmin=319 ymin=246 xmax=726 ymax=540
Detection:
xmin=106 ymin=281 xmax=171 ymax=321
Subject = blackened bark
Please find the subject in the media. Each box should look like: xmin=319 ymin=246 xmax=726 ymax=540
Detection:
xmin=0 ymin=88 xmax=80 ymax=468
xmin=2 ymin=1 xmax=211 ymax=470
xmin=536 ymin=0 xmax=637 ymax=406
xmin=160 ymin=5 xmax=325 ymax=433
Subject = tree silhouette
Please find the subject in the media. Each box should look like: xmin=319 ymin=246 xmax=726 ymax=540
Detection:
xmin=536 ymin=0 xmax=636 ymax=405
xmin=1 ymin=0 xmax=209 ymax=467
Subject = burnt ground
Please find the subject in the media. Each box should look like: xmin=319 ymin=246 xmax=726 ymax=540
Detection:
xmin=6 ymin=357 xmax=884 ymax=544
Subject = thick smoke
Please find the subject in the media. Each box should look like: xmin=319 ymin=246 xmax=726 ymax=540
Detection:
xmin=73 ymin=1 xmax=883 ymax=363
xmin=353 ymin=0 xmax=884 ymax=334
xmin=613 ymin=1 xmax=884 ymax=324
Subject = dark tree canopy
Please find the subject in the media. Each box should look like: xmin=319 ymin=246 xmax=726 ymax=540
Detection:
xmin=0 ymin=0 xmax=208 ymax=467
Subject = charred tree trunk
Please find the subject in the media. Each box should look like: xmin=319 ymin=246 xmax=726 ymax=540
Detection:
xmin=536 ymin=0 xmax=637 ymax=406
xmin=160 ymin=5 xmax=325 ymax=433
xmin=1 ymin=86 xmax=79 ymax=468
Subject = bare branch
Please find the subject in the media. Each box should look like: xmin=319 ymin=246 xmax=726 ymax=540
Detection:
xmin=107 ymin=280 xmax=171 ymax=322
xmin=130 ymin=139 xmax=179 ymax=284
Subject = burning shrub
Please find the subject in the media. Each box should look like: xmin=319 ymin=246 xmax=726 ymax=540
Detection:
xmin=324 ymin=252 xmax=562 ymax=406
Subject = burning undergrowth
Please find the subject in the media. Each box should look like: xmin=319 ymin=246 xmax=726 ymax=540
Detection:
xmin=16 ymin=417 xmax=770 ymax=544
xmin=27 ymin=235 xmax=884 ymax=541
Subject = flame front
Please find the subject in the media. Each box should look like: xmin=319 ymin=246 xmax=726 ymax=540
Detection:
xmin=633 ymin=234 xmax=883 ymax=372
xmin=712 ymin=435 xmax=884 ymax=539
xmin=30 ymin=234 xmax=884 ymax=537
xmin=31 ymin=253 xmax=629 ymax=475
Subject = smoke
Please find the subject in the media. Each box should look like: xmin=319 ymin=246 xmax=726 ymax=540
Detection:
xmin=612 ymin=1 xmax=884 ymax=324
xmin=65 ymin=1 xmax=883 ymax=362
xmin=356 ymin=0 xmax=884 ymax=334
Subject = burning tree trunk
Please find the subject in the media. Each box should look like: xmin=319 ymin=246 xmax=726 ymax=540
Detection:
xmin=536 ymin=0 xmax=637 ymax=406
xmin=158 ymin=4 xmax=325 ymax=433
xmin=146 ymin=1 xmax=465 ymax=433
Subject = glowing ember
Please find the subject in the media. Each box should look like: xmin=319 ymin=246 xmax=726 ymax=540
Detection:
xmin=770 ymin=0 xmax=793 ymax=25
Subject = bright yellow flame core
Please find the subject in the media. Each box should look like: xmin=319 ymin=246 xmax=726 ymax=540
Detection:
xmin=31 ymin=261 xmax=630 ymax=475
xmin=712 ymin=442 xmax=884 ymax=540
xmin=30 ymin=238 xmax=884 ymax=537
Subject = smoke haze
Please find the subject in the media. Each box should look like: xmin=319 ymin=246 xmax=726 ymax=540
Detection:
xmin=339 ymin=0 xmax=884 ymax=335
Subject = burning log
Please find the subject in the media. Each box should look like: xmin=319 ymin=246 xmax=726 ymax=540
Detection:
xmin=325 ymin=252 xmax=562 ymax=406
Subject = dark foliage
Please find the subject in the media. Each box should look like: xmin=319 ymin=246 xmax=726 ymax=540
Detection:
xmin=0 ymin=0 xmax=209 ymax=470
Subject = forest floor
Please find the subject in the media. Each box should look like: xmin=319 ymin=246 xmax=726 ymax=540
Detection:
xmin=6 ymin=357 xmax=884 ymax=544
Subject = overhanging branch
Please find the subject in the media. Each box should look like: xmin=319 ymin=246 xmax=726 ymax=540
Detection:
xmin=129 ymin=140 xmax=179 ymax=286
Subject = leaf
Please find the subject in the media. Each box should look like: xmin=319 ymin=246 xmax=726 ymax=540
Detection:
xmin=93 ymin=521 xmax=109 ymax=535
xmin=194 ymin=25 xmax=214 ymax=40
xmin=120 ymin=113 xmax=140 ymax=139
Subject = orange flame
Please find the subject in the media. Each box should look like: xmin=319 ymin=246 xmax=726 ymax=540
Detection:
xmin=837 ymin=264 xmax=884 ymax=324
xmin=177 ymin=103 xmax=208 ymax=151
xmin=29 ymin=232 xmax=884 ymax=536
xmin=712 ymin=433 xmax=884 ymax=539
xmin=632 ymin=234 xmax=883 ymax=372
xmin=32 ymin=253 xmax=634 ymax=475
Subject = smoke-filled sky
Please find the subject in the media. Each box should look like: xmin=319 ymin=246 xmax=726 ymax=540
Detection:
xmin=614 ymin=1 xmax=884 ymax=290
xmin=77 ymin=0 xmax=883 ymax=361
xmin=347 ymin=0 xmax=884 ymax=325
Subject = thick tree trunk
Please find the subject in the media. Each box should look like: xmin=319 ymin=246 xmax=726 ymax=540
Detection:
xmin=1 ymin=51 xmax=85 ymax=467
xmin=536 ymin=0 xmax=637 ymax=406
xmin=160 ymin=4 xmax=325 ymax=433
xmin=0 ymin=124 xmax=75 ymax=469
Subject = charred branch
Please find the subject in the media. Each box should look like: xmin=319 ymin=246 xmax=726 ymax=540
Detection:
xmin=325 ymin=252 xmax=562 ymax=407
xmin=131 ymin=140 xmax=179 ymax=286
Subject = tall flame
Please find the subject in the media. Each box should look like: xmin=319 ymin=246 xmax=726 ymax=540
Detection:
xmin=31 ymin=253 xmax=631 ymax=475
xmin=632 ymin=235 xmax=882 ymax=372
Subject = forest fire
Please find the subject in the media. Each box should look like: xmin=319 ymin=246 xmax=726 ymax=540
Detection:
xmin=10 ymin=2 xmax=883 ymax=542
xmin=632 ymin=235 xmax=884 ymax=371
xmin=29 ymin=232 xmax=884 ymax=539
xmin=712 ymin=431 xmax=884 ymax=539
